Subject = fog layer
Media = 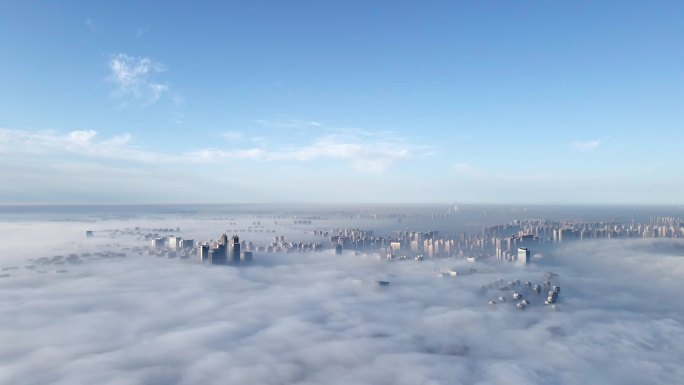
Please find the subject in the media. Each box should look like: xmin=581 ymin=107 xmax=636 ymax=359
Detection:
xmin=1 ymin=221 xmax=683 ymax=385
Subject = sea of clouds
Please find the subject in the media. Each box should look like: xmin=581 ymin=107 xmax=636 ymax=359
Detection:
xmin=1 ymin=217 xmax=683 ymax=385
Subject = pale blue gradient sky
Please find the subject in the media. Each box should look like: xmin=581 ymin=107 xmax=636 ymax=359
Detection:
xmin=1 ymin=1 xmax=682 ymax=204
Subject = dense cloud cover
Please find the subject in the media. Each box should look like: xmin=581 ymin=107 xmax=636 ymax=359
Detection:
xmin=1 ymin=219 xmax=684 ymax=385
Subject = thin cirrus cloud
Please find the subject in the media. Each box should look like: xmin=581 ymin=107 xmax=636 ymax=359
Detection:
xmin=0 ymin=128 xmax=430 ymax=173
xmin=188 ymin=134 xmax=421 ymax=173
xmin=255 ymin=119 xmax=323 ymax=129
xmin=572 ymin=139 xmax=601 ymax=151
xmin=195 ymin=125 xmax=430 ymax=173
xmin=220 ymin=131 xmax=245 ymax=142
xmin=0 ymin=128 xmax=173 ymax=163
xmin=107 ymin=53 xmax=169 ymax=105
xmin=85 ymin=18 xmax=97 ymax=32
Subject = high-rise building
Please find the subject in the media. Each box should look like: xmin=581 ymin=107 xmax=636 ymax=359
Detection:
xmin=230 ymin=235 xmax=241 ymax=263
xmin=181 ymin=239 xmax=194 ymax=249
xmin=152 ymin=237 xmax=165 ymax=249
xmin=241 ymin=251 xmax=253 ymax=262
xmin=212 ymin=244 xmax=227 ymax=265
xmin=198 ymin=244 xmax=210 ymax=262
xmin=168 ymin=236 xmax=181 ymax=250
xmin=335 ymin=243 xmax=343 ymax=254
xmin=517 ymin=247 xmax=530 ymax=265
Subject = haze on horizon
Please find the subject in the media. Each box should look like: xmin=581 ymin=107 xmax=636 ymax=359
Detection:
xmin=1 ymin=2 xmax=683 ymax=204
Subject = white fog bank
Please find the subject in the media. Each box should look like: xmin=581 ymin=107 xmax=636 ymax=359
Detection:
xmin=1 ymin=224 xmax=683 ymax=385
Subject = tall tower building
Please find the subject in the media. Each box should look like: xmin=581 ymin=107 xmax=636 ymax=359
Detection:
xmin=198 ymin=244 xmax=210 ymax=262
xmin=216 ymin=233 xmax=230 ymax=262
xmin=241 ymin=251 xmax=253 ymax=263
xmin=212 ymin=244 xmax=227 ymax=265
xmin=517 ymin=247 xmax=530 ymax=265
xmin=230 ymin=235 xmax=241 ymax=263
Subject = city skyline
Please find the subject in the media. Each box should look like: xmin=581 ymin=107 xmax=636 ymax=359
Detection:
xmin=2 ymin=204 xmax=683 ymax=384
xmin=4 ymin=3 xmax=684 ymax=384
xmin=2 ymin=2 xmax=683 ymax=204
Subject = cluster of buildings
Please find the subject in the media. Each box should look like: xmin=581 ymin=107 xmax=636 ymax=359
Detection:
xmin=486 ymin=217 xmax=684 ymax=261
xmin=485 ymin=217 xmax=684 ymax=244
xmin=149 ymin=233 xmax=252 ymax=265
xmin=197 ymin=234 xmax=251 ymax=265
xmin=322 ymin=228 xmax=524 ymax=261
xmin=323 ymin=228 xmax=463 ymax=258
xmin=257 ymin=236 xmax=324 ymax=253
xmin=487 ymin=276 xmax=561 ymax=310
xmin=139 ymin=215 xmax=683 ymax=267
xmin=318 ymin=215 xmax=683 ymax=263
xmin=146 ymin=230 xmax=330 ymax=262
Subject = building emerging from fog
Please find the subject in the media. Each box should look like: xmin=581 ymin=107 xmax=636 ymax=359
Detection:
xmin=212 ymin=244 xmax=227 ymax=265
xmin=230 ymin=235 xmax=241 ymax=264
xmin=242 ymin=251 xmax=253 ymax=262
xmin=517 ymin=247 xmax=530 ymax=265
xmin=198 ymin=244 xmax=210 ymax=262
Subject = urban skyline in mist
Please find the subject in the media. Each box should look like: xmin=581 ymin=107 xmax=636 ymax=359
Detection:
xmin=2 ymin=2 xmax=683 ymax=204
xmin=2 ymin=204 xmax=684 ymax=384
xmin=3 ymin=3 xmax=684 ymax=384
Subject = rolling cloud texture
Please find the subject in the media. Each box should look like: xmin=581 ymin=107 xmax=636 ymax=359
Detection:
xmin=1 ymin=218 xmax=683 ymax=385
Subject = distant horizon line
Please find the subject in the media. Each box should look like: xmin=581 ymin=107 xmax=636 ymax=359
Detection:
xmin=0 ymin=202 xmax=682 ymax=207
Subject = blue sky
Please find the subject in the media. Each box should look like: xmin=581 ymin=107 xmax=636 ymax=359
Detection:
xmin=1 ymin=1 xmax=683 ymax=204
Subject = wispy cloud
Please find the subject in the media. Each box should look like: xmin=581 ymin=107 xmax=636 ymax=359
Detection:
xmin=1 ymin=124 xmax=432 ymax=174
xmin=453 ymin=162 xmax=486 ymax=177
xmin=187 ymin=139 xmax=409 ymax=173
xmin=85 ymin=18 xmax=97 ymax=32
xmin=255 ymin=119 xmax=323 ymax=130
xmin=135 ymin=26 xmax=149 ymax=39
xmin=572 ymin=139 xmax=601 ymax=151
xmin=190 ymin=130 xmax=429 ymax=173
xmin=220 ymin=131 xmax=245 ymax=142
xmin=107 ymin=54 xmax=169 ymax=105
xmin=0 ymin=128 xmax=173 ymax=163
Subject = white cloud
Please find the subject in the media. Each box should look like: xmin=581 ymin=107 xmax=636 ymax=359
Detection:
xmin=572 ymin=139 xmax=601 ymax=151
xmin=0 ymin=124 xmax=432 ymax=175
xmin=0 ymin=128 xmax=172 ymax=163
xmin=0 ymin=217 xmax=683 ymax=384
xmin=187 ymin=134 xmax=423 ymax=173
xmin=255 ymin=119 xmax=324 ymax=130
xmin=103 ymin=133 xmax=133 ymax=146
xmin=107 ymin=54 xmax=169 ymax=105
xmin=68 ymin=130 xmax=97 ymax=145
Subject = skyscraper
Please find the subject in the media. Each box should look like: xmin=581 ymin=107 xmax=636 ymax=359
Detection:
xmin=241 ymin=251 xmax=253 ymax=263
xmin=213 ymin=244 xmax=227 ymax=265
xmin=220 ymin=233 xmax=229 ymax=249
xmin=230 ymin=235 xmax=240 ymax=263
xmin=198 ymin=244 xmax=210 ymax=262
xmin=517 ymin=247 xmax=530 ymax=265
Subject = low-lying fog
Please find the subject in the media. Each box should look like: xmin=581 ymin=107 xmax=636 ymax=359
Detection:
xmin=1 ymin=217 xmax=683 ymax=385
